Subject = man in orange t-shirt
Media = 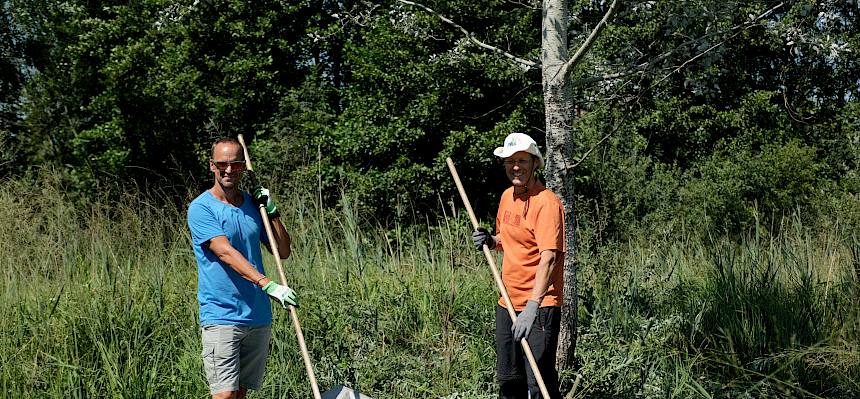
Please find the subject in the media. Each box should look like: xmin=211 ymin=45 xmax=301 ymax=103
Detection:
xmin=472 ymin=133 xmax=564 ymax=399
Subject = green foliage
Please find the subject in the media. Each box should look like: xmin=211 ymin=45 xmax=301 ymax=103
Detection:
xmin=292 ymin=0 xmax=544 ymax=220
xmin=3 ymin=172 xmax=858 ymax=398
xmin=4 ymin=0 xmax=858 ymax=235
xmin=575 ymin=218 xmax=860 ymax=398
xmin=0 ymin=170 xmax=500 ymax=397
xmin=11 ymin=0 xmax=329 ymax=191
xmin=3 ymin=1 xmax=860 ymax=396
xmin=680 ymin=139 xmax=826 ymax=231
xmin=565 ymin=0 xmax=860 ymax=237
xmin=0 ymin=1 xmax=24 ymax=136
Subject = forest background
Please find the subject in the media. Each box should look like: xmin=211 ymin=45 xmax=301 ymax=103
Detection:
xmin=1 ymin=0 xmax=859 ymax=398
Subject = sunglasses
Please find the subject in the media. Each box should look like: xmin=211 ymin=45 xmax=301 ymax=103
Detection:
xmin=211 ymin=160 xmax=246 ymax=171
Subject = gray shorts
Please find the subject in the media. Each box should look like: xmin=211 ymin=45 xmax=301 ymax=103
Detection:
xmin=201 ymin=324 xmax=272 ymax=394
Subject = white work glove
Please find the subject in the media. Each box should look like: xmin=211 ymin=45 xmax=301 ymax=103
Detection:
xmin=512 ymin=300 xmax=540 ymax=341
xmin=262 ymin=281 xmax=298 ymax=308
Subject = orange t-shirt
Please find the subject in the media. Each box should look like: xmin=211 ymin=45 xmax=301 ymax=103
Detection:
xmin=495 ymin=182 xmax=565 ymax=311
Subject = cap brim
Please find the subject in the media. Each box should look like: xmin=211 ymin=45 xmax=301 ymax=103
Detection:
xmin=494 ymin=146 xmax=518 ymax=158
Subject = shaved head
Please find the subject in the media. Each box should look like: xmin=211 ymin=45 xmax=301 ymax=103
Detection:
xmin=211 ymin=137 xmax=241 ymax=158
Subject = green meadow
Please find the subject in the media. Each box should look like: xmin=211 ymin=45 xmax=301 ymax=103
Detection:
xmin=3 ymin=2 xmax=859 ymax=398
xmin=1 ymin=172 xmax=857 ymax=398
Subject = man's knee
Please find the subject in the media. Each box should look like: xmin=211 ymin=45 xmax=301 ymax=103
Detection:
xmin=211 ymin=386 xmax=248 ymax=399
xmin=211 ymin=391 xmax=237 ymax=399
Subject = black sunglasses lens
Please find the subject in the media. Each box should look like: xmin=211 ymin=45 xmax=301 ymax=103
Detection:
xmin=214 ymin=161 xmax=244 ymax=170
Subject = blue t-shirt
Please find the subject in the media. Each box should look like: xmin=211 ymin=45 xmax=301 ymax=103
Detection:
xmin=187 ymin=190 xmax=272 ymax=326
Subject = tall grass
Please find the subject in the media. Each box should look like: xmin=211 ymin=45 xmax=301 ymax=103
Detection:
xmin=0 ymin=172 xmax=202 ymax=398
xmin=0 ymin=171 xmax=496 ymax=398
xmin=1 ymin=170 xmax=857 ymax=398
xmin=575 ymin=217 xmax=860 ymax=398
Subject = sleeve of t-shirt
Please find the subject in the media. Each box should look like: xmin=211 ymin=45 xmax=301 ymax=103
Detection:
xmin=533 ymin=199 xmax=564 ymax=252
xmin=188 ymin=202 xmax=224 ymax=246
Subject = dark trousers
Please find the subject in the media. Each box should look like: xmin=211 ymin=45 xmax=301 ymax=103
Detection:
xmin=496 ymin=305 xmax=562 ymax=399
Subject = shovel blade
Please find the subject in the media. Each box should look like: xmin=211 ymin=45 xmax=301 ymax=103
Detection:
xmin=321 ymin=384 xmax=372 ymax=399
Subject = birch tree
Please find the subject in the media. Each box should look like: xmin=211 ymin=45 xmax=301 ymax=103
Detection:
xmin=394 ymin=0 xmax=789 ymax=371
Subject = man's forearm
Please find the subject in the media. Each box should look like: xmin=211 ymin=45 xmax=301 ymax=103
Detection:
xmin=269 ymin=217 xmax=292 ymax=259
xmin=214 ymin=244 xmax=268 ymax=287
xmin=529 ymin=250 xmax=558 ymax=303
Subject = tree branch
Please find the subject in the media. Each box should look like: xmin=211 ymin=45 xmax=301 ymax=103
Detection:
xmin=505 ymin=0 xmax=540 ymax=10
xmin=396 ymin=0 xmax=539 ymax=71
xmin=467 ymin=83 xmax=541 ymax=120
xmin=650 ymin=2 xmax=785 ymax=88
xmin=566 ymin=3 xmax=787 ymax=171
xmin=557 ymin=0 xmax=619 ymax=82
xmin=780 ymin=72 xmax=814 ymax=124
xmin=568 ymin=108 xmax=630 ymax=169
xmin=569 ymin=1 xmax=786 ymax=88
xmin=568 ymin=55 xmax=667 ymax=87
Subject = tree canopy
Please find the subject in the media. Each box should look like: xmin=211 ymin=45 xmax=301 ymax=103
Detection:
xmin=1 ymin=0 xmax=858 ymax=234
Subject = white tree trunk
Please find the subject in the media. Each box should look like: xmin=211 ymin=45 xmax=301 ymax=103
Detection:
xmin=541 ymin=0 xmax=577 ymax=370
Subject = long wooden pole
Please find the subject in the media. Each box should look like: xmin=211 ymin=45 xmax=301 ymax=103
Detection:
xmin=238 ymin=135 xmax=322 ymax=399
xmin=445 ymin=157 xmax=552 ymax=398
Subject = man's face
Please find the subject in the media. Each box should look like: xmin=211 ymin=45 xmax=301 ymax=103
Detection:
xmin=503 ymin=151 xmax=535 ymax=187
xmin=210 ymin=142 xmax=245 ymax=189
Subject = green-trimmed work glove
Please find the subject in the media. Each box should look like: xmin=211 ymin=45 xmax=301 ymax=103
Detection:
xmin=512 ymin=300 xmax=539 ymax=341
xmin=252 ymin=185 xmax=280 ymax=218
xmin=262 ymin=281 xmax=298 ymax=308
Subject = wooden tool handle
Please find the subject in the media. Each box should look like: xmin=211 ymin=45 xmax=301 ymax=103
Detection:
xmin=237 ymin=134 xmax=322 ymax=399
xmin=445 ymin=157 xmax=552 ymax=399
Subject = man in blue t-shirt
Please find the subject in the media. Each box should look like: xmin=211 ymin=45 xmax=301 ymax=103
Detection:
xmin=187 ymin=137 xmax=298 ymax=399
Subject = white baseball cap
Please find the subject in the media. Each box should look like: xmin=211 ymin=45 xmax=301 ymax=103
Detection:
xmin=493 ymin=133 xmax=544 ymax=167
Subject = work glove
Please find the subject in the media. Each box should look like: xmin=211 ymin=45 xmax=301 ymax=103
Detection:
xmin=471 ymin=227 xmax=496 ymax=251
xmin=262 ymin=281 xmax=299 ymax=308
xmin=512 ymin=300 xmax=540 ymax=341
xmin=252 ymin=185 xmax=280 ymax=218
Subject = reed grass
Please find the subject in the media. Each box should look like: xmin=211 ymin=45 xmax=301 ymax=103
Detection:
xmin=0 ymin=170 xmax=857 ymax=398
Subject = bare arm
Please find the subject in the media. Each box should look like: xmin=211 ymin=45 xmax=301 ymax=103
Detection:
xmin=206 ymin=235 xmax=268 ymax=287
xmin=530 ymin=249 xmax=559 ymax=303
xmin=263 ymin=215 xmax=291 ymax=259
